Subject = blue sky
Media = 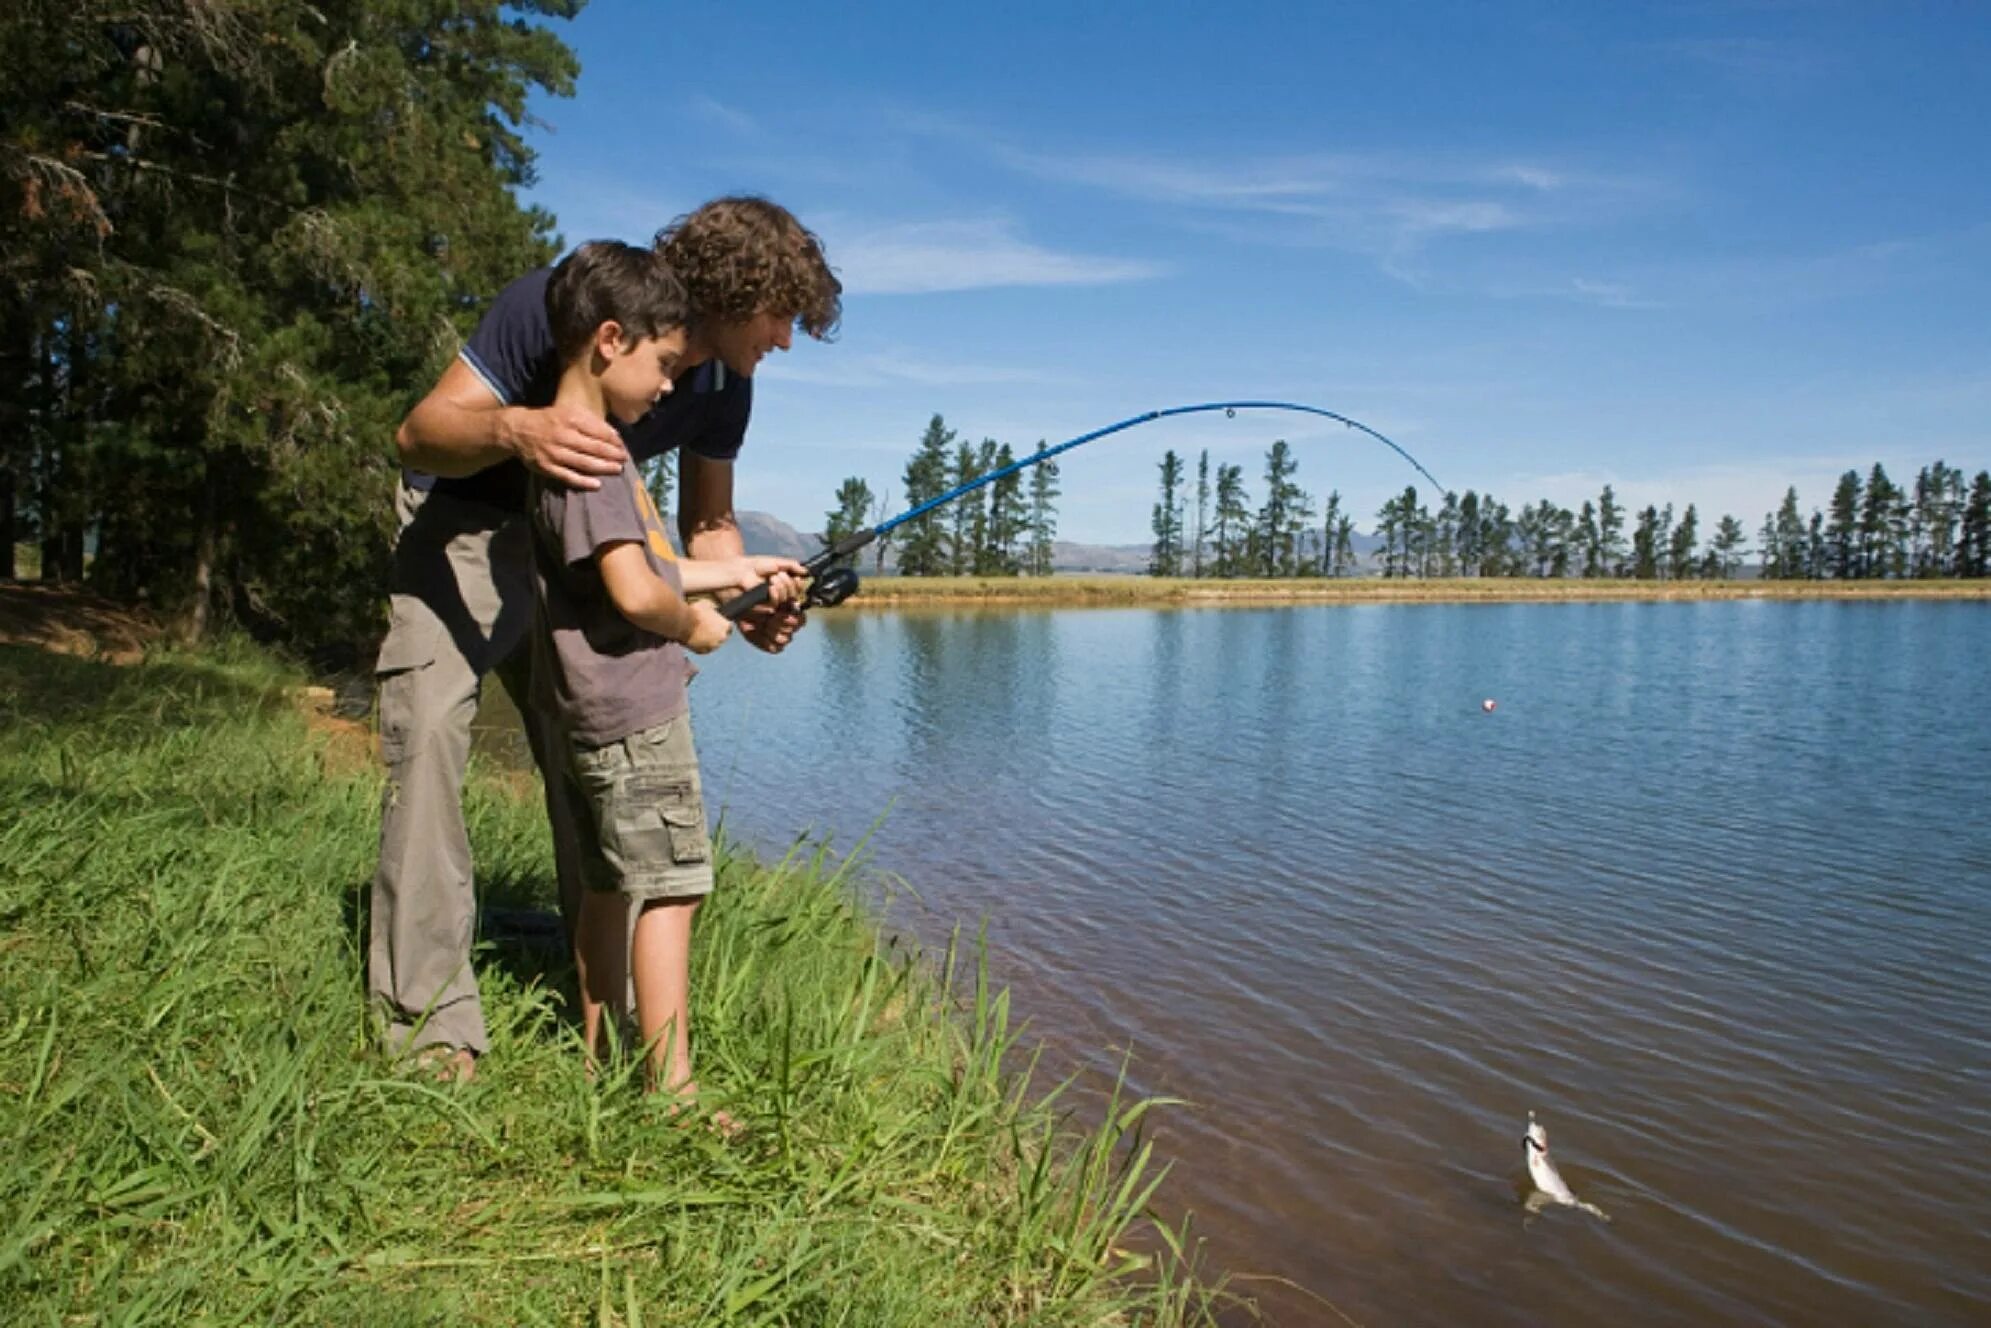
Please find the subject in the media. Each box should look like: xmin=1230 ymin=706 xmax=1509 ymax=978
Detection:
xmin=520 ymin=1 xmax=1990 ymax=545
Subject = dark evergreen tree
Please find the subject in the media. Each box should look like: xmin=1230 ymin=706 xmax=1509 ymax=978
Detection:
xmin=1576 ymin=499 xmax=1602 ymax=577
xmin=1191 ymin=449 xmax=1210 ymax=578
xmin=1025 ymin=452 xmax=1059 ymax=576
xmin=1597 ymin=484 xmax=1626 ymax=576
xmin=948 ymin=440 xmax=984 ymax=575
xmin=1256 ymin=439 xmax=1311 ymax=576
xmin=1631 ymin=506 xmax=1660 ymax=579
xmin=1212 ymin=463 xmax=1249 ymax=576
xmin=1709 ymin=514 xmax=1747 ymax=578
xmin=896 ymin=414 xmax=955 ymax=576
xmin=824 ymin=476 xmax=872 ymax=546
xmin=1957 ymin=470 xmax=1991 ymax=578
xmin=982 ymin=442 xmax=1025 ymax=575
xmin=1826 ymin=470 xmax=1861 ymax=579
xmin=1150 ymin=449 xmax=1185 ymax=577
xmin=1668 ymin=504 xmax=1699 ymax=580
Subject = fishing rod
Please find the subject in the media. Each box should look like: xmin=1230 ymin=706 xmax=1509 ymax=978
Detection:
xmin=719 ymin=400 xmax=1443 ymax=620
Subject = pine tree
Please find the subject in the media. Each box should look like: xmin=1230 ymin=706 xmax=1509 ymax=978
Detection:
xmin=825 ymin=477 xmax=873 ymax=547
xmin=1433 ymin=491 xmax=1461 ymax=577
xmin=1957 ymin=471 xmax=1991 ymax=577
xmin=1477 ymin=497 xmax=1514 ymax=577
xmin=1859 ymin=463 xmax=1897 ymax=579
xmin=1212 ymin=463 xmax=1249 ymax=576
xmin=1630 ymin=506 xmax=1659 ymax=579
xmin=949 ymin=441 xmax=983 ymax=576
xmin=1826 ymin=470 xmax=1861 ymax=579
xmin=983 ymin=442 xmax=1024 ymax=575
xmin=1150 ymin=449 xmax=1185 ymax=576
xmin=1668 ymin=504 xmax=1699 ymax=579
xmin=1025 ymin=453 xmax=1060 ymax=576
xmin=896 ymin=414 xmax=955 ymax=576
xmin=1710 ymin=514 xmax=1746 ymax=578
xmin=1456 ymin=491 xmax=1482 ymax=575
xmin=1320 ymin=490 xmax=1346 ymax=576
xmin=1576 ymin=500 xmax=1602 ymax=577
xmin=1256 ymin=440 xmax=1310 ymax=576
xmin=1191 ymin=449 xmax=1211 ymax=578
xmin=1597 ymin=485 xmax=1626 ymax=576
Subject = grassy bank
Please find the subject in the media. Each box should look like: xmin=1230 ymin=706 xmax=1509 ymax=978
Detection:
xmin=0 ymin=642 xmax=1218 ymax=1324
xmin=845 ymin=574 xmax=1991 ymax=607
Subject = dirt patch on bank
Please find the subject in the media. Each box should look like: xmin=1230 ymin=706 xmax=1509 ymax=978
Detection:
xmin=0 ymin=581 xmax=165 ymax=664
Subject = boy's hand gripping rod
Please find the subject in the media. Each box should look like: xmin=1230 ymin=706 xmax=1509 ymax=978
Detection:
xmin=718 ymin=400 xmax=1442 ymax=622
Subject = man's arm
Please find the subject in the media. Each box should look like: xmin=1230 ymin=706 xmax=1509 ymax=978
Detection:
xmin=678 ymin=450 xmax=744 ymax=559
xmin=395 ymin=358 xmax=627 ymax=489
xmin=679 ymin=450 xmax=806 ymax=652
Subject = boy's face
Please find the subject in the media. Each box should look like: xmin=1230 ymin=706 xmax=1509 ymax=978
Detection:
xmin=597 ymin=324 xmax=689 ymax=424
xmin=701 ymin=309 xmax=795 ymax=378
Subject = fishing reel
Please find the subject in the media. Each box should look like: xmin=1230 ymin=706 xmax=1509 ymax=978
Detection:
xmin=805 ymin=563 xmax=860 ymax=609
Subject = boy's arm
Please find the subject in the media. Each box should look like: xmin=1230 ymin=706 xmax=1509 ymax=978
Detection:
xmin=396 ymin=359 xmax=627 ymax=488
xmin=596 ymin=542 xmax=731 ymax=654
xmin=677 ymin=554 xmax=806 ymax=600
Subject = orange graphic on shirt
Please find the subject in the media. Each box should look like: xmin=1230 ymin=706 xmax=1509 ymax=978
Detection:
xmin=633 ymin=477 xmax=678 ymax=562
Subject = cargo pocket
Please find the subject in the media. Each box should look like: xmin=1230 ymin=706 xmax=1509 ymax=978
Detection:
xmin=374 ymin=603 xmax=442 ymax=767
xmin=659 ymin=796 xmax=711 ymax=866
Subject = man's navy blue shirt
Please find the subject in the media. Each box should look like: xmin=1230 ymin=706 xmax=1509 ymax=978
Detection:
xmin=408 ymin=267 xmax=752 ymax=512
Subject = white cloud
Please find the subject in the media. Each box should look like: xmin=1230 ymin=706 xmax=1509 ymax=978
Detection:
xmin=687 ymin=94 xmax=760 ymax=136
xmin=832 ymin=219 xmax=1165 ymax=295
xmin=757 ymin=350 xmax=1067 ymax=389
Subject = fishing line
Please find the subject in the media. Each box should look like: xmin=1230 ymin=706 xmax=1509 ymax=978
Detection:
xmin=721 ymin=400 xmax=1442 ymax=620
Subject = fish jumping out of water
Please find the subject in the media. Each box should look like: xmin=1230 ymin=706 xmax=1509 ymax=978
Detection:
xmin=1523 ymin=1111 xmax=1610 ymax=1222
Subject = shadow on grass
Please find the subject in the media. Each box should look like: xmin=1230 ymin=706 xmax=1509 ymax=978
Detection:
xmin=0 ymin=642 xmax=293 ymax=730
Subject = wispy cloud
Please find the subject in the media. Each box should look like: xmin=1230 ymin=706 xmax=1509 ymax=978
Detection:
xmin=757 ymin=349 xmax=1067 ymax=389
xmin=687 ymin=94 xmax=760 ymax=136
xmin=831 ymin=218 xmax=1165 ymax=295
xmin=896 ymin=115 xmax=1670 ymax=283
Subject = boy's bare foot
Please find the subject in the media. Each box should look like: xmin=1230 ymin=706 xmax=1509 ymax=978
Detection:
xmin=655 ymin=1078 xmax=742 ymax=1139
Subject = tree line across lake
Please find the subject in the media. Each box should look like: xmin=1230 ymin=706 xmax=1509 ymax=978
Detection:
xmin=829 ymin=416 xmax=1991 ymax=581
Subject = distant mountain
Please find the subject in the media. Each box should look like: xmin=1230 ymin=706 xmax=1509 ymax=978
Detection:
xmin=735 ymin=511 xmax=818 ymax=560
xmin=738 ymin=510 xmax=1388 ymax=575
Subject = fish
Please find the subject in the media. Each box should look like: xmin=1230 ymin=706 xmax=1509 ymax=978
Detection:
xmin=1523 ymin=1110 xmax=1609 ymax=1222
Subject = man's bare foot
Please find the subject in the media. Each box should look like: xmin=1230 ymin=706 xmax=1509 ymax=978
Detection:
xmin=413 ymin=1045 xmax=475 ymax=1085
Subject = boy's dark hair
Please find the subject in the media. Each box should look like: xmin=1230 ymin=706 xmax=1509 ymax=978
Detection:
xmin=545 ymin=240 xmax=689 ymax=363
xmin=654 ymin=196 xmax=842 ymax=340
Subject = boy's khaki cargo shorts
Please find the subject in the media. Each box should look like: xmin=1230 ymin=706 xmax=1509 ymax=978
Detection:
xmin=565 ymin=713 xmax=714 ymax=901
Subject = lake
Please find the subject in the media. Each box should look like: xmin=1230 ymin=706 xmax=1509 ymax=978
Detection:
xmin=485 ymin=599 xmax=1991 ymax=1325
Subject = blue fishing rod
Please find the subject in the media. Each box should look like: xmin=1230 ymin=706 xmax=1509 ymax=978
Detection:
xmin=719 ymin=400 xmax=1443 ymax=620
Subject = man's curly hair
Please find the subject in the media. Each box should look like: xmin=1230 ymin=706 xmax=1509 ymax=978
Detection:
xmin=654 ymin=196 xmax=841 ymax=340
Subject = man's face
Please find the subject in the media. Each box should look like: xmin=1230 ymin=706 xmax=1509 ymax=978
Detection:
xmin=703 ymin=309 xmax=795 ymax=378
xmin=599 ymin=325 xmax=689 ymax=424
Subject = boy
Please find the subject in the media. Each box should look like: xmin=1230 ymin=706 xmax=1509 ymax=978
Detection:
xmin=530 ymin=241 xmax=802 ymax=1100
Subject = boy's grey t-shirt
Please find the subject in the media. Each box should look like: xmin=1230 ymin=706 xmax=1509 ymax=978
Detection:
xmin=531 ymin=461 xmax=694 ymax=748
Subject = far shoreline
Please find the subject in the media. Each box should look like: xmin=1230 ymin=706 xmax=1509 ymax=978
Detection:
xmin=837 ymin=574 xmax=1991 ymax=609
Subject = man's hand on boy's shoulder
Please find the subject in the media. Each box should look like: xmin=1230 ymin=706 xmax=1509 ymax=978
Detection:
xmin=503 ymin=402 xmax=627 ymax=490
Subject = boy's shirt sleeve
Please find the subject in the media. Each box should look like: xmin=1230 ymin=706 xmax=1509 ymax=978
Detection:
xmin=459 ymin=268 xmax=555 ymax=406
xmin=541 ymin=471 xmax=647 ymax=567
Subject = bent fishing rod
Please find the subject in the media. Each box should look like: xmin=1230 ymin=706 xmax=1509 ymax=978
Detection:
xmin=719 ymin=400 xmax=1443 ymax=620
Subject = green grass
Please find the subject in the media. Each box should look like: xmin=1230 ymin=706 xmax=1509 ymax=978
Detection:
xmin=0 ymin=642 xmax=1222 ymax=1325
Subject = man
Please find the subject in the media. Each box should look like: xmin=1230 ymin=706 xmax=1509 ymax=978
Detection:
xmin=371 ymin=197 xmax=841 ymax=1080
